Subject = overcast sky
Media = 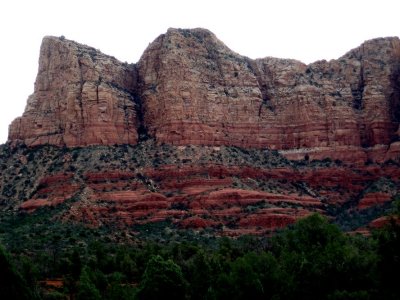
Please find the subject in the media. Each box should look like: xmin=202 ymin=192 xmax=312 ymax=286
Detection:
xmin=0 ymin=0 xmax=399 ymax=143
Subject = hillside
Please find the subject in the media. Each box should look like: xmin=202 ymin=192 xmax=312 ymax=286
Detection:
xmin=1 ymin=28 xmax=400 ymax=300
xmin=2 ymin=28 xmax=400 ymax=236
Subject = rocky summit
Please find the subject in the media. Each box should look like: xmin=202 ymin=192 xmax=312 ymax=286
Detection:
xmin=9 ymin=36 xmax=139 ymax=147
xmin=2 ymin=28 xmax=400 ymax=235
xmin=9 ymin=28 xmax=400 ymax=163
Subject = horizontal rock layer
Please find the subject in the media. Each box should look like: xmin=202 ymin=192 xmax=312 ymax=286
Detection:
xmin=138 ymin=29 xmax=400 ymax=162
xmin=8 ymin=29 xmax=400 ymax=162
xmin=9 ymin=36 xmax=138 ymax=147
xmin=17 ymin=161 xmax=400 ymax=235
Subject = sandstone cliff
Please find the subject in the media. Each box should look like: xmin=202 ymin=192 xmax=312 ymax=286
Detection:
xmin=8 ymin=29 xmax=400 ymax=162
xmin=9 ymin=36 xmax=138 ymax=147
xmin=138 ymin=28 xmax=400 ymax=162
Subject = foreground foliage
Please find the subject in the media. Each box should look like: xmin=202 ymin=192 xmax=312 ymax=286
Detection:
xmin=0 ymin=213 xmax=399 ymax=299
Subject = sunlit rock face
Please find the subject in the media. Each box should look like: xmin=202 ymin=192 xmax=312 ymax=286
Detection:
xmin=9 ymin=29 xmax=400 ymax=162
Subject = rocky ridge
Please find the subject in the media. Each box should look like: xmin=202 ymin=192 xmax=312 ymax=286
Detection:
xmin=3 ymin=29 xmax=400 ymax=235
xmin=9 ymin=28 xmax=400 ymax=163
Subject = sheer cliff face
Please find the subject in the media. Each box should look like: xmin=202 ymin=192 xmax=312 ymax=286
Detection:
xmin=138 ymin=28 xmax=400 ymax=162
xmin=9 ymin=36 xmax=138 ymax=147
xmin=8 ymin=29 xmax=400 ymax=162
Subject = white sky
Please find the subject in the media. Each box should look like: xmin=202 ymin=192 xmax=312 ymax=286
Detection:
xmin=0 ymin=0 xmax=399 ymax=143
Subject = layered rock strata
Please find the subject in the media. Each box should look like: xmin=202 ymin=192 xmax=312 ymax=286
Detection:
xmin=8 ymin=29 xmax=400 ymax=162
xmin=9 ymin=36 xmax=138 ymax=147
xmin=17 ymin=162 xmax=400 ymax=235
xmin=138 ymin=29 xmax=400 ymax=162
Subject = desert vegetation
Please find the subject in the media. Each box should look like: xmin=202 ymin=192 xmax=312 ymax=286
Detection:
xmin=0 ymin=209 xmax=399 ymax=299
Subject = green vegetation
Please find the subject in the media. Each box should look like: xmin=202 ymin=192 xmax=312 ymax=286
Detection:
xmin=0 ymin=244 xmax=37 ymax=299
xmin=0 ymin=212 xmax=399 ymax=300
xmin=0 ymin=141 xmax=294 ymax=211
xmin=0 ymin=142 xmax=399 ymax=298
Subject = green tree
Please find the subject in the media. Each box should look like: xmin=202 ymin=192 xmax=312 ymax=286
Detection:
xmin=70 ymin=248 xmax=82 ymax=280
xmin=272 ymin=214 xmax=375 ymax=299
xmin=0 ymin=245 xmax=35 ymax=300
xmin=209 ymin=251 xmax=281 ymax=300
xmin=137 ymin=255 xmax=187 ymax=300
xmin=19 ymin=255 xmax=40 ymax=297
xmin=375 ymin=216 xmax=400 ymax=299
xmin=116 ymin=249 xmax=137 ymax=280
xmin=186 ymin=250 xmax=212 ymax=300
xmin=76 ymin=267 xmax=101 ymax=300
xmin=226 ymin=255 xmax=264 ymax=300
xmin=241 ymin=251 xmax=283 ymax=299
xmin=105 ymin=272 xmax=136 ymax=300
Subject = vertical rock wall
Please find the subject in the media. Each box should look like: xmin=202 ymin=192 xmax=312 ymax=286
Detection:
xmin=8 ymin=29 xmax=400 ymax=162
xmin=9 ymin=36 xmax=138 ymax=147
xmin=137 ymin=29 xmax=400 ymax=162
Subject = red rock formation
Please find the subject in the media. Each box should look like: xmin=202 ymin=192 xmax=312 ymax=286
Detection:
xmin=9 ymin=36 xmax=138 ymax=147
xmin=180 ymin=216 xmax=218 ymax=229
xmin=369 ymin=216 xmax=400 ymax=229
xmin=17 ymin=162 xmax=400 ymax=235
xmin=17 ymin=164 xmax=324 ymax=234
xmin=8 ymin=29 xmax=400 ymax=163
xmin=7 ymin=29 xmax=400 ymax=235
xmin=358 ymin=192 xmax=392 ymax=209
xmin=19 ymin=173 xmax=80 ymax=212
xmin=137 ymin=28 xmax=400 ymax=162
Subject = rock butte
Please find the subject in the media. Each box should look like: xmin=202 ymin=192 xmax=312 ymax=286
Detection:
xmin=5 ymin=28 xmax=400 ymax=235
xmin=8 ymin=28 xmax=400 ymax=163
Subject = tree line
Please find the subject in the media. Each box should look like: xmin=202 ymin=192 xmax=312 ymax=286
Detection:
xmin=0 ymin=212 xmax=399 ymax=300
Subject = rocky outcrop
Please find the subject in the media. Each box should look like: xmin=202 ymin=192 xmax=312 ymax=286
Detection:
xmin=8 ymin=29 xmax=400 ymax=163
xmin=19 ymin=173 xmax=80 ymax=212
xmin=358 ymin=192 xmax=393 ymax=209
xmin=9 ymin=36 xmax=138 ymax=147
xmin=18 ymin=166 xmax=325 ymax=235
xmin=138 ymin=28 xmax=400 ymax=162
xmin=16 ymin=159 xmax=400 ymax=235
